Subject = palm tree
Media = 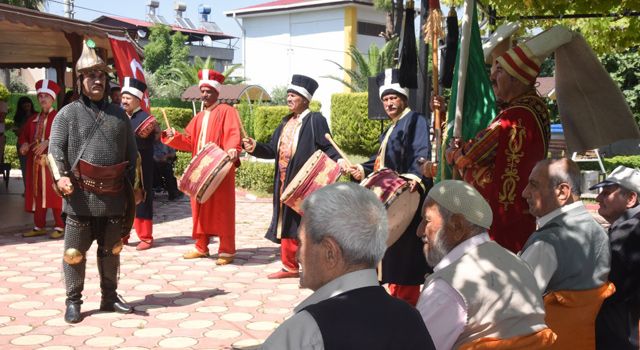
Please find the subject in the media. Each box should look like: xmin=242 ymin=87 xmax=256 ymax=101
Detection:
xmin=167 ymin=56 xmax=244 ymax=92
xmin=1 ymin=0 xmax=47 ymax=10
xmin=323 ymin=37 xmax=399 ymax=92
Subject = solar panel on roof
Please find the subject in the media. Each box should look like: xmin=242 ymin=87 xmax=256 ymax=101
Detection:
xmin=147 ymin=14 xmax=159 ymax=23
xmin=184 ymin=18 xmax=197 ymax=29
xmin=157 ymin=15 xmax=169 ymax=25
xmin=201 ymin=21 xmax=222 ymax=33
xmin=175 ymin=17 xmax=188 ymax=28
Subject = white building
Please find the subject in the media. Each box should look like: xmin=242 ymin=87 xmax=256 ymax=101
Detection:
xmin=225 ymin=0 xmax=386 ymax=117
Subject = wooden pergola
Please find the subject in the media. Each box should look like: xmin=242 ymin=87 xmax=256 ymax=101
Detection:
xmin=0 ymin=3 xmax=139 ymax=106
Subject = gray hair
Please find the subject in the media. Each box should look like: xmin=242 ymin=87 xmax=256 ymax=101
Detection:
xmin=544 ymin=158 xmax=582 ymax=197
xmin=618 ymin=186 xmax=640 ymax=207
xmin=301 ymin=182 xmax=388 ymax=268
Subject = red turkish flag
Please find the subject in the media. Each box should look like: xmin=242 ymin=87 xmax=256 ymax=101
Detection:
xmin=108 ymin=34 xmax=151 ymax=113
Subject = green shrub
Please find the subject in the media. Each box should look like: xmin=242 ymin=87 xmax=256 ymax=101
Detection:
xmin=236 ymin=160 xmax=274 ymax=194
xmin=253 ymin=106 xmax=289 ymax=143
xmin=151 ymin=107 xmax=193 ymax=130
xmin=577 ymin=155 xmax=640 ymax=173
xmin=604 ymin=155 xmax=640 ymax=170
xmin=236 ymin=101 xmax=254 ymax=138
xmin=252 ymin=101 xmax=322 ymax=143
xmin=3 ymin=144 xmax=19 ymax=169
xmin=331 ymin=92 xmax=388 ymax=157
xmin=150 ymin=97 xmax=192 ymax=109
xmin=173 ymin=151 xmax=192 ymax=176
xmin=0 ymin=83 xmax=9 ymax=101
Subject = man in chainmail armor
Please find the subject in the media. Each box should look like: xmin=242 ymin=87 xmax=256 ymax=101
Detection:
xmin=48 ymin=39 xmax=138 ymax=323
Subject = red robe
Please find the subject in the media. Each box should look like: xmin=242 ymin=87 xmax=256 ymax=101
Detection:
xmin=162 ymin=104 xmax=241 ymax=240
xmin=456 ymin=92 xmax=550 ymax=252
xmin=18 ymin=110 xmax=62 ymax=212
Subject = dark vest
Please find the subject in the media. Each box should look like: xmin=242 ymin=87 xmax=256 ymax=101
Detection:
xmin=303 ymin=286 xmax=435 ymax=350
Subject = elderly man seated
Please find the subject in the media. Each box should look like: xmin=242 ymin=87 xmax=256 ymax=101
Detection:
xmin=262 ymin=182 xmax=435 ymax=350
xmin=416 ymin=180 xmax=555 ymax=350
xmin=521 ymin=158 xmax=612 ymax=349
xmin=591 ymin=166 xmax=640 ymax=349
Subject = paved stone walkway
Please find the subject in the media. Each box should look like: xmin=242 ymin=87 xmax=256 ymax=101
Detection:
xmin=0 ymin=190 xmax=310 ymax=350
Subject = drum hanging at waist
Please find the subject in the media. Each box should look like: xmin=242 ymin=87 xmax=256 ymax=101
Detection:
xmin=360 ymin=168 xmax=420 ymax=247
xmin=281 ymin=150 xmax=342 ymax=215
xmin=178 ymin=143 xmax=232 ymax=203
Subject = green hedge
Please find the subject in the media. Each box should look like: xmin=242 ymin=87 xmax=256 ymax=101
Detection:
xmin=330 ymin=92 xmax=388 ymax=157
xmin=150 ymin=98 xmax=191 ymax=109
xmin=253 ymin=106 xmax=289 ymax=143
xmin=235 ymin=160 xmax=275 ymax=194
xmin=173 ymin=151 xmax=274 ymax=195
xmin=579 ymin=155 xmax=640 ymax=172
xmin=150 ymin=107 xmax=193 ymax=130
xmin=236 ymin=101 xmax=254 ymax=138
xmin=252 ymin=101 xmax=321 ymax=143
xmin=174 ymin=151 xmax=192 ymax=176
xmin=3 ymin=144 xmax=19 ymax=169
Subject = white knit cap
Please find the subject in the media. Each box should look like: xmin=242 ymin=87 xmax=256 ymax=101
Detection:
xmin=428 ymin=180 xmax=493 ymax=229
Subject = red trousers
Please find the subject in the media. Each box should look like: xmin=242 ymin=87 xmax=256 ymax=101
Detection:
xmin=34 ymin=206 xmax=64 ymax=229
xmin=388 ymin=284 xmax=421 ymax=306
xmin=133 ymin=218 xmax=153 ymax=242
xmin=281 ymin=238 xmax=299 ymax=271
xmin=195 ymin=233 xmax=236 ymax=257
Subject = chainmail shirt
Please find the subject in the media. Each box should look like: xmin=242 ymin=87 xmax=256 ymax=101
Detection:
xmin=49 ymin=95 xmax=138 ymax=217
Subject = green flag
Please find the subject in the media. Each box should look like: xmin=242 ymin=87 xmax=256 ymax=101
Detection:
xmin=436 ymin=0 xmax=496 ymax=182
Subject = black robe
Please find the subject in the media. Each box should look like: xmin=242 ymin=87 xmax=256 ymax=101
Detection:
xmin=251 ymin=111 xmax=340 ymax=243
xmin=361 ymin=110 xmax=431 ymax=285
xmin=129 ymin=108 xmax=155 ymax=220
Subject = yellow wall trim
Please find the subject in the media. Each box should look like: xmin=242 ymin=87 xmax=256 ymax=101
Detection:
xmin=343 ymin=6 xmax=357 ymax=92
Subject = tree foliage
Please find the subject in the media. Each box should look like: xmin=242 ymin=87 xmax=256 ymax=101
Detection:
xmin=462 ymin=0 xmax=640 ymax=54
xmin=600 ymin=48 xmax=640 ymax=126
xmin=324 ymin=38 xmax=399 ymax=92
xmin=0 ymin=0 xmax=46 ymax=10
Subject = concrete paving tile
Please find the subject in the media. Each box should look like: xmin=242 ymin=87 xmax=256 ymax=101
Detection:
xmin=64 ymin=325 xmax=103 ymax=336
xmin=158 ymin=336 xmax=198 ymax=348
xmin=10 ymin=333 xmax=53 ymax=346
xmin=0 ymin=191 xmax=319 ymax=348
xmin=84 ymin=336 xmax=125 ymax=347
xmin=0 ymin=294 xmax=26 ymax=302
xmin=220 ymin=313 xmax=253 ymax=322
xmin=133 ymin=327 xmax=172 ymax=337
xmin=203 ymin=328 xmax=242 ymax=340
xmin=111 ymin=319 xmax=148 ymax=328
xmin=9 ymin=300 xmax=44 ymax=309
xmin=35 ymin=345 xmax=74 ymax=350
xmin=25 ymin=309 xmax=61 ymax=318
xmin=0 ymin=324 xmax=33 ymax=335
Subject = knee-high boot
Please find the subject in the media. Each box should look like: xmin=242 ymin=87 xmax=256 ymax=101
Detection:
xmin=97 ymin=250 xmax=132 ymax=313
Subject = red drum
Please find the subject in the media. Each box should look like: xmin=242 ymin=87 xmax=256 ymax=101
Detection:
xmin=178 ymin=143 xmax=232 ymax=203
xmin=360 ymin=168 xmax=420 ymax=247
xmin=135 ymin=115 xmax=158 ymax=138
xmin=281 ymin=150 xmax=342 ymax=215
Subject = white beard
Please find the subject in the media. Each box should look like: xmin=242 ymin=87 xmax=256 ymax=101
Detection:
xmin=425 ymin=227 xmax=453 ymax=267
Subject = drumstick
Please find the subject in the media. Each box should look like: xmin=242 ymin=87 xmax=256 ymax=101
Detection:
xmin=324 ymin=133 xmax=352 ymax=167
xmin=236 ymin=113 xmax=248 ymax=140
xmin=161 ymin=109 xmax=171 ymax=130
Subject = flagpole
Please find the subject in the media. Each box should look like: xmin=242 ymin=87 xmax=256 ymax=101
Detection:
xmin=453 ymin=0 xmax=474 ymax=141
